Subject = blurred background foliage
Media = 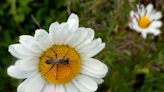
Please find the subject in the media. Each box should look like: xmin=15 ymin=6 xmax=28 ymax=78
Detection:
xmin=0 ymin=0 xmax=164 ymax=92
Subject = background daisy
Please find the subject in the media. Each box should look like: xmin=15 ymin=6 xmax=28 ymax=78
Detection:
xmin=129 ymin=3 xmax=163 ymax=38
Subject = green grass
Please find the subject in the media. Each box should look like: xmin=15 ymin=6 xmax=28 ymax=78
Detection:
xmin=0 ymin=0 xmax=164 ymax=92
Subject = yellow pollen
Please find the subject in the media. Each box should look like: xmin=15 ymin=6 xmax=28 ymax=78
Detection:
xmin=39 ymin=45 xmax=80 ymax=84
xmin=138 ymin=16 xmax=151 ymax=28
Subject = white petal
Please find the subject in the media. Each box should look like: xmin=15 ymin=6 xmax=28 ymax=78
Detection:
xmin=146 ymin=3 xmax=154 ymax=16
xmin=78 ymin=38 xmax=102 ymax=51
xmin=17 ymin=77 xmax=31 ymax=92
xmin=132 ymin=24 xmax=143 ymax=33
xmin=9 ymin=44 xmax=40 ymax=58
xmin=53 ymin=23 xmax=70 ymax=44
xmin=16 ymin=57 xmax=39 ymax=71
xmin=81 ymin=70 xmax=104 ymax=79
xmin=131 ymin=17 xmax=138 ymax=26
xmin=141 ymin=32 xmax=147 ymax=39
xmin=67 ymin=13 xmax=79 ymax=32
xmin=65 ymin=82 xmax=79 ymax=92
xmin=55 ymin=85 xmax=66 ymax=92
xmin=76 ymin=28 xmax=95 ymax=49
xmin=65 ymin=28 xmax=91 ymax=48
xmin=92 ymin=78 xmax=104 ymax=84
xmin=152 ymin=12 xmax=163 ymax=20
xmin=72 ymin=79 xmax=91 ymax=92
xmin=150 ymin=21 xmax=162 ymax=28
xmin=80 ymin=58 xmax=108 ymax=79
xmin=49 ymin=22 xmax=60 ymax=43
xmin=8 ymin=44 xmax=28 ymax=58
xmin=137 ymin=4 xmax=145 ymax=16
xmin=49 ymin=22 xmax=60 ymax=33
xmin=82 ymin=58 xmax=108 ymax=75
xmin=75 ymin=74 xmax=98 ymax=91
xmin=79 ymin=39 xmax=105 ymax=57
xmin=17 ymin=74 xmax=37 ymax=92
xmin=19 ymin=35 xmax=43 ymax=54
xmin=25 ymin=73 xmax=45 ymax=92
xmin=130 ymin=11 xmax=135 ymax=17
xmin=34 ymin=29 xmax=53 ymax=50
xmin=7 ymin=65 xmax=33 ymax=79
xmin=17 ymin=81 xmax=27 ymax=92
xmin=43 ymin=83 xmax=55 ymax=92
xmin=149 ymin=28 xmax=161 ymax=36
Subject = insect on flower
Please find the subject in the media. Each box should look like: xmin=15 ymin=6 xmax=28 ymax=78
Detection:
xmin=7 ymin=13 xmax=108 ymax=92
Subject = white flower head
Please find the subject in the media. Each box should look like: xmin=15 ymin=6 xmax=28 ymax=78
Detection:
xmin=129 ymin=3 xmax=163 ymax=38
xmin=7 ymin=13 xmax=108 ymax=92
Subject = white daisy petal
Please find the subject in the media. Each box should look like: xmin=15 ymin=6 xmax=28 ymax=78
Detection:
xmin=79 ymin=40 xmax=105 ymax=57
xmin=80 ymin=58 xmax=108 ymax=79
xmin=17 ymin=80 xmax=27 ymax=92
xmin=141 ymin=32 xmax=147 ymax=39
xmin=25 ymin=73 xmax=45 ymax=92
xmin=81 ymin=67 xmax=106 ymax=78
xmin=65 ymin=82 xmax=79 ymax=92
xmin=92 ymin=78 xmax=104 ymax=84
xmin=130 ymin=10 xmax=135 ymax=17
xmin=65 ymin=27 xmax=88 ymax=48
xmin=7 ymin=65 xmax=33 ymax=79
xmin=152 ymin=12 xmax=163 ymax=20
xmin=82 ymin=58 xmax=108 ymax=75
xmin=146 ymin=3 xmax=153 ymax=16
xmin=16 ymin=57 xmax=39 ymax=71
xmin=53 ymin=23 xmax=70 ymax=44
xmin=17 ymin=73 xmax=37 ymax=92
xmin=72 ymin=79 xmax=91 ymax=92
xmin=34 ymin=29 xmax=53 ymax=50
xmin=43 ymin=83 xmax=55 ymax=92
xmin=67 ymin=13 xmax=79 ymax=32
xmin=149 ymin=28 xmax=161 ymax=36
xmin=17 ymin=77 xmax=32 ymax=92
xmin=49 ymin=22 xmax=60 ymax=34
xmin=19 ymin=35 xmax=43 ymax=54
xmin=78 ymin=38 xmax=102 ymax=51
xmin=137 ymin=4 xmax=145 ymax=16
xmin=131 ymin=18 xmax=138 ymax=26
xmin=8 ymin=44 xmax=27 ymax=59
xmin=75 ymin=74 xmax=98 ymax=91
xmin=49 ymin=22 xmax=60 ymax=43
xmin=55 ymin=85 xmax=66 ymax=92
xmin=9 ymin=44 xmax=40 ymax=58
xmin=76 ymin=28 xmax=95 ymax=49
xmin=150 ymin=21 xmax=162 ymax=28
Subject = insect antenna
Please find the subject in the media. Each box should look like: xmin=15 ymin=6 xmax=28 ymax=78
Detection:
xmin=63 ymin=48 xmax=70 ymax=59
xmin=51 ymin=48 xmax=57 ymax=59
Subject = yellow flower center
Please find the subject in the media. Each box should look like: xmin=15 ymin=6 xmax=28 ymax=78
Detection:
xmin=39 ymin=45 xmax=80 ymax=84
xmin=138 ymin=16 xmax=151 ymax=28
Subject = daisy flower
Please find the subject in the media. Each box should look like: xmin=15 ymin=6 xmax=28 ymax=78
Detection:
xmin=129 ymin=3 xmax=163 ymax=38
xmin=7 ymin=13 xmax=108 ymax=92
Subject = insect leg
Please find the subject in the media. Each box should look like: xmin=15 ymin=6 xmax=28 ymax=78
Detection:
xmin=44 ymin=64 xmax=55 ymax=75
xmin=51 ymin=48 xmax=58 ymax=59
xmin=56 ymin=64 xmax=58 ymax=80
